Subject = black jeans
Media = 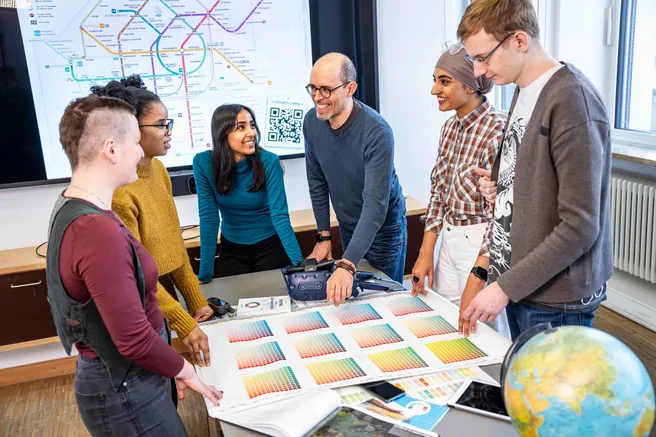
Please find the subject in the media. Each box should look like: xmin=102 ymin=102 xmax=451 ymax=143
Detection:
xmin=218 ymin=234 xmax=290 ymax=277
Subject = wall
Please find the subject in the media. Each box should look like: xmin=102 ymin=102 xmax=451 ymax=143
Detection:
xmin=0 ymin=158 xmax=311 ymax=252
xmin=377 ymin=0 xmax=462 ymax=206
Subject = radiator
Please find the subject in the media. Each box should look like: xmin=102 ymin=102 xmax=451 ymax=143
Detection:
xmin=611 ymin=175 xmax=656 ymax=284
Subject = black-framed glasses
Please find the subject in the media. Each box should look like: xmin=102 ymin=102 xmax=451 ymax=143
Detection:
xmin=465 ymin=32 xmax=515 ymax=63
xmin=139 ymin=118 xmax=174 ymax=134
xmin=305 ymin=82 xmax=350 ymax=98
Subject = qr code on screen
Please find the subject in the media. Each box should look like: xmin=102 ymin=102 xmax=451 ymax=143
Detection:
xmin=267 ymin=107 xmax=303 ymax=144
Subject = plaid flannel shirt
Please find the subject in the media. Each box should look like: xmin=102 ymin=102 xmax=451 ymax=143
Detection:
xmin=423 ymin=99 xmax=506 ymax=256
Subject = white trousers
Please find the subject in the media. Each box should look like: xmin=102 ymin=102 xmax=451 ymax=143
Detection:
xmin=433 ymin=221 xmax=511 ymax=339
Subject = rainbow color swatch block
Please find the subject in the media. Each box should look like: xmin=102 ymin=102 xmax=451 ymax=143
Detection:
xmin=335 ymin=303 xmax=382 ymax=325
xmin=350 ymin=324 xmax=404 ymax=348
xmin=404 ymin=315 xmax=456 ymax=338
xmin=242 ymin=366 xmax=301 ymax=399
xmin=388 ymin=297 xmax=434 ymax=317
xmin=426 ymin=338 xmax=487 ymax=363
xmin=234 ymin=341 xmax=286 ymax=369
xmin=307 ymin=357 xmax=366 ymax=385
xmin=227 ymin=320 xmax=273 ymax=343
xmin=368 ymin=347 xmax=429 ymax=373
xmin=283 ymin=311 xmax=329 ymax=334
xmin=293 ymin=333 xmax=346 ymax=358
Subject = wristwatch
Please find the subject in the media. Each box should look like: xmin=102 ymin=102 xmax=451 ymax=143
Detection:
xmin=315 ymin=233 xmax=331 ymax=243
xmin=470 ymin=266 xmax=488 ymax=281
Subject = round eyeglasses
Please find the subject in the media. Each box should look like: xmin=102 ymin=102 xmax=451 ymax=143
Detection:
xmin=305 ymin=82 xmax=350 ymax=99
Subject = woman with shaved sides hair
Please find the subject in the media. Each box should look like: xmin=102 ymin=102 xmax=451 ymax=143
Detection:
xmin=46 ymin=95 xmax=222 ymax=436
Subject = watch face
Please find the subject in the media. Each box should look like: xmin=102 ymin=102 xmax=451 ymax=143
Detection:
xmin=316 ymin=233 xmax=330 ymax=243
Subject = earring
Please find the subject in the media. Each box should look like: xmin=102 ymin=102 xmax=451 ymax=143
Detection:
xmin=110 ymin=158 xmax=116 ymax=165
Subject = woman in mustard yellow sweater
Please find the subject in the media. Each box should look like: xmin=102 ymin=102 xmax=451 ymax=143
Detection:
xmin=91 ymin=76 xmax=213 ymax=367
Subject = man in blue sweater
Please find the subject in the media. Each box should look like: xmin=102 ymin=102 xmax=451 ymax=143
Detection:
xmin=303 ymin=53 xmax=407 ymax=306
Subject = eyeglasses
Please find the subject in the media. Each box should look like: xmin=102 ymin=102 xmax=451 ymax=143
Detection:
xmin=465 ymin=32 xmax=515 ymax=63
xmin=139 ymin=118 xmax=174 ymax=134
xmin=305 ymin=83 xmax=350 ymax=99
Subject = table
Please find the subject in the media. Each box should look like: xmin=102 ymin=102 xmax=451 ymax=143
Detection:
xmin=199 ymin=263 xmax=518 ymax=437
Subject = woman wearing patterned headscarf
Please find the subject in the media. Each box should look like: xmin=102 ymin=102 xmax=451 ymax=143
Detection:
xmin=411 ymin=43 xmax=510 ymax=339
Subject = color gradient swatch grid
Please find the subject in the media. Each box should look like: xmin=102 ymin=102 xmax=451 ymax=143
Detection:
xmin=335 ymin=303 xmax=382 ymax=325
xmin=404 ymin=315 xmax=457 ymax=338
xmin=306 ymin=358 xmax=367 ymax=385
xmin=388 ymin=297 xmax=434 ymax=317
xmin=349 ymin=324 xmax=404 ymax=348
xmin=392 ymin=368 xmax=480 ymax=401
xmin=368 ymin=347 xmax=429 ymax=373
xmin=233 ymin=341 xmax=286 ymax=370
xmin=283 ymin=311 xmax=329 ymax=334
xmin=227 ymin=320 xmax=273 ymax=343
xmin=293 ymin=333 xmax=346 ymax=358
xmin=426 ymin=338 xmax=487 ymax=363
xmin=242 ymin=366 xmax=301 ymax=399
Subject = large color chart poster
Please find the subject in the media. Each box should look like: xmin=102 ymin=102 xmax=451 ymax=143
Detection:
xmin=197 ymin=291 xmax=510 ymax=416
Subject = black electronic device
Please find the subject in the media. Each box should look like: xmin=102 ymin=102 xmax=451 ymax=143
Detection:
xmin=361 ymin=381 xmax=405 ymax=403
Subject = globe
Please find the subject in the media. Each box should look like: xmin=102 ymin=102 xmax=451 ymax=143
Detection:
xmin=503 ymin=325 xmax=655 ymax=437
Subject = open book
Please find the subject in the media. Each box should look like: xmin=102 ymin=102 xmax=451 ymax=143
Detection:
xmin=217 ymin=389 xmax=341 ymax=437
xmin=217 ymin=389 xmax=439 ymax=437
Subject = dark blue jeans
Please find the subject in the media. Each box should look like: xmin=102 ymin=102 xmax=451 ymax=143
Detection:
xmin=74 ymin=329 xmax=187 ymax=436
xmin=505 ymin=301 xmax=596 ymax=341
xmin=340 ymin=218 xmax=408 ymax=284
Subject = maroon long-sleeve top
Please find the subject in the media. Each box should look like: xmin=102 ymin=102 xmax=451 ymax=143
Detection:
xmin=58 ymin=206 xmax=184 ymax=377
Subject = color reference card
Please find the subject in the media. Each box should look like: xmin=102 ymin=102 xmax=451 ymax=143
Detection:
xmin=335 ymin=367 xmax=497 ymax=406
xmin=283 ymin=311 xmax=329 ymax=334
xmin=335 ymin=303 xmax=383 ymax=325
xmin=242 ymin=366 xmax=301 ymax=399
xmin=335 ymin=385 xmax=374 ymax=405
xmin=349 ymin=323 xmax=404 ymax=348
xmin=404 ymin=315 xmax=457 ymax=338
xmin=307 ymin=358 xmax=367 ymax=385
xmin=426 ymin=338 xmax=487 ymax=363
xmin=389 ymin=366 xmax=496 ymax=405
xmin=293 ymin=333 xmax=346 ymax=358
xmin=368 ymin=347 xmax=429 ymax=373
xmin=233 ymin=341 xmax=286 ymax=370
xmin=198 ymin=291 xmax=510 ymax=416
xmin=388 ymin=296 xmax=434 ymax=316
xmin=227 ymin=320 xmax=273 ymax=343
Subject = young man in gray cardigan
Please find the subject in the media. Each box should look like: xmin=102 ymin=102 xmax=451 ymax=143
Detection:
xmin=457 ymin=0 xmax=613 ymax=340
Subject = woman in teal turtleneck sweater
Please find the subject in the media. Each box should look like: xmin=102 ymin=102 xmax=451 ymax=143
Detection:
xmin=193 ymin=104 xmax=303 ymax=283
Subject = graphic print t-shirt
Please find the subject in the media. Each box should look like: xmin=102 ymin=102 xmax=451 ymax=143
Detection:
xmin=488 ymin=65 xmax=564 ymax=282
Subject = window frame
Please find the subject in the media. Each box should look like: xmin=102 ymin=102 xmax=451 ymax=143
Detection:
xmin=611 ymin=0 xmax=656 ymax=149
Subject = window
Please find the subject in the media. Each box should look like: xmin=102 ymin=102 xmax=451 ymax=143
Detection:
xmin=615 ymin=0 xmax=656 ymax=135
xmin=493 ymin=84 xmax=517 ymax=112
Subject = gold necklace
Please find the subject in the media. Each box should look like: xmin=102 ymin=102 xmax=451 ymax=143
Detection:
xmin=69 ymin=184 xmax=111 ymax=210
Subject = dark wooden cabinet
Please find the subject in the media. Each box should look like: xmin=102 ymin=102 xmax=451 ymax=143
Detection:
xmin=187 ymin=245 xmax=221 ymax=277
xmin=0 ymin=270 xmax=57 ymax=346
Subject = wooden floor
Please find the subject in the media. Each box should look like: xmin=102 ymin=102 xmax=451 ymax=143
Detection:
xmin=1 ymin=306 xmax=655 ymax=436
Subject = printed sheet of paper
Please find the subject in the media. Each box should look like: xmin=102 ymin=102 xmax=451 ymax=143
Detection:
xmin=237 ymin=296 xmax=291 ymax=318
xmin=335 ymin=366 xmax=497 ymax=406
xmin=197 ymin=291 xmax=510 ymax=416
xmin=350 ymin=395 xmax=449 ymax=437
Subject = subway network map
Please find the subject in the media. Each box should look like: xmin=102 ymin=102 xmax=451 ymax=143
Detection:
xmin=17 ymin=0 xmax=312 ymax=179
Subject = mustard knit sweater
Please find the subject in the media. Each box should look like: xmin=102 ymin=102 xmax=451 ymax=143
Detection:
xmin=113 ymin=158 xmax=207 ymax=338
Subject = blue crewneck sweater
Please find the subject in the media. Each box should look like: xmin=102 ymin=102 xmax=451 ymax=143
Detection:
xmin=303 ymin=99 xmax=406 ymax=264
xmin=193 ymin=149 xmax=303 ymax=282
